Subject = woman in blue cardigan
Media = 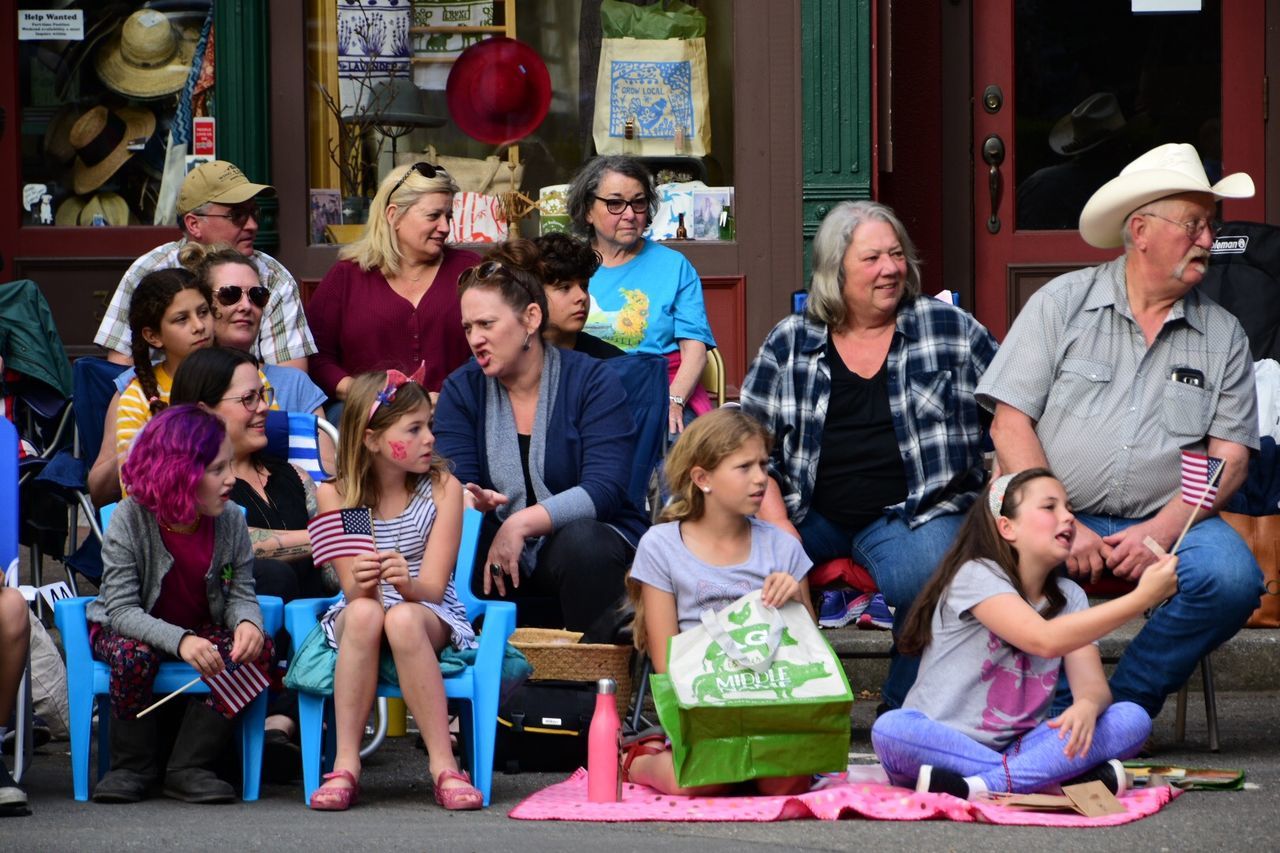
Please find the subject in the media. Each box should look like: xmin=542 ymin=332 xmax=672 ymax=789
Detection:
xmin=434 ymin=255 xmax=648 ymax=640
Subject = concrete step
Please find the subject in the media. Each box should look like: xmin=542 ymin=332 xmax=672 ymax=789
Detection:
xmin=823 ymin=618 xmax=1280 ymax=695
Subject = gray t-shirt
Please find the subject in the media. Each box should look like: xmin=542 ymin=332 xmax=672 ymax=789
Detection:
xmin=903 ymin=559 xmax=1090 ymax=750
xmin=629 ymin=517 xmax=813 ymax=632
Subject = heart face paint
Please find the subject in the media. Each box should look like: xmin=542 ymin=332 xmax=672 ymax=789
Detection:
xmin=389 ymin=440 xmax=408 ymax=460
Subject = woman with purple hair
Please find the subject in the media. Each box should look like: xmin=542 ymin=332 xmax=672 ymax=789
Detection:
xmin=86 ymin=405 xmax=272 ymax=805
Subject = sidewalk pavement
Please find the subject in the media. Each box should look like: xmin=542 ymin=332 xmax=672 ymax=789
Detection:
xmin=10 ymin=690 xmax=1279 ymax=852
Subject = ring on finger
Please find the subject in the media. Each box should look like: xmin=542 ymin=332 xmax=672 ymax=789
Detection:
xmin=489 ymin=562 xmax=503 ymax=578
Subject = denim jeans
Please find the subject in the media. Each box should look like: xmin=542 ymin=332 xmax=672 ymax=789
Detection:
xmin=797 ymin=508 xmax=965 ymax=709
xmin=872 ymin=704 xmax=1150 ymax=793
xmin=1050 ymin=514 xmax=1264 ymax=718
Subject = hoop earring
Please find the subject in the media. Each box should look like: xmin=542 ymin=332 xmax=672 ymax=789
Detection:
xmin=522 ymin=331 xmax=532 ymax=351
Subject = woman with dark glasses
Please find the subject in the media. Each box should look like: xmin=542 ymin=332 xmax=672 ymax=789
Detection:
xmin=433 ymin=255 xmax=648 ymax=639
xmin=307 ymin=162 xmax=479 ymax=418
xmin=566 ymin=155 xmax=718 ymax=434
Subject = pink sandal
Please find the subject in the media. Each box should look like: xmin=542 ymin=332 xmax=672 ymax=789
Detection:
xmin=621 ymin=732 xmax=667 ymax=782
xmin=309 ymin=769 xmax=360 ymax=811
xmin=433 ymin=768 xmax=483 ymax=811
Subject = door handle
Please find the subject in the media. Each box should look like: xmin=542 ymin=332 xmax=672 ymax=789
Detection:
xmin=982 ymin=134 xmax=1005 ymax=234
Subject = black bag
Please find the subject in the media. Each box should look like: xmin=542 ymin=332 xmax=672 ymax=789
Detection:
xmin=495 ymin=679 xmax=598 ymax=773
xmin=1203 ymin=222 xmax=1280 ymax=361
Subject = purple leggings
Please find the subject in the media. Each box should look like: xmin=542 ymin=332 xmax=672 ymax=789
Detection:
xmin=92 ymin=624 xmax=273 ymax=721
xmin=871 ymin=704 xmax=1151 ymax=794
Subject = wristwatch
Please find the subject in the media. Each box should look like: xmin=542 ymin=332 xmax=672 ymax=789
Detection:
xmin=669 ymin=395 xmax=685 ymax=407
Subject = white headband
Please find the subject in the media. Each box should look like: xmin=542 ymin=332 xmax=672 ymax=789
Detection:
xmin=988 ymin=474 xmax=1016 ymax=519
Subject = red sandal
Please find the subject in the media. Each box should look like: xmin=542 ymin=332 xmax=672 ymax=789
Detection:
xmin=309 ymin=768 xmax=360 ymax=811
xmin=621 ymin=731 xmax=668 ymax=782
xmin=434 ymin=768 xmax=483 ymax=811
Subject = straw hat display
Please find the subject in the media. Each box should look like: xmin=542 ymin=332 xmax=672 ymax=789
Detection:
xmin=94 ymin=9 xmax=197 ymax=100
xmin=55 ymin=192 xmax=135 ymax=227
xmin=67 ymin=104 xmax=155 ymax=194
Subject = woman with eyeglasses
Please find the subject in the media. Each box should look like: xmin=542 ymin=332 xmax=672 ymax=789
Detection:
xmin=307 ymin=163 xmax=480 ymax=417
xmin=565 ymin=155 xmax=717 ymax=433
xmin=170 ymin=346 xmax=334 ymax=782
xmin=433 ymin=256 xmax=649 ymax=640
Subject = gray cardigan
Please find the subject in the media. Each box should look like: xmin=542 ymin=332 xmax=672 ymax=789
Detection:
xmin=87 ymin=498 xmax=262 ymax=656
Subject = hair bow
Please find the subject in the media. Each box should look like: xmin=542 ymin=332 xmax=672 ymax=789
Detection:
xmin=368 ymin=362 xmax=426 ymax=425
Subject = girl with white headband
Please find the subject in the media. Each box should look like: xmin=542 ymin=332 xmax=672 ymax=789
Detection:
xmin=870 ymin=468 xmax=1177 ymax=800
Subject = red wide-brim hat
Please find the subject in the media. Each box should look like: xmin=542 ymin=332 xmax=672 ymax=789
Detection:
xmin=446 ymin=37 xmax=551 ymax=145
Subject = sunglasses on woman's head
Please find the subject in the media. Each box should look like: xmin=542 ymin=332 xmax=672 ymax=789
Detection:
xmin=465 ymin=260 xmax=539 ymax=300
xmin=214 ymin=285 xmax=270 ymax=308
xmin=387 ymin=162 xmax=448 ymax=200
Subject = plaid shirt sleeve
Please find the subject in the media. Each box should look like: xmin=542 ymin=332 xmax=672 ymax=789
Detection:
xmin=740 ymin=315 xmax=824 ymax=520
xmin=94 ymin=242 xmax=182 ymax=355
xmin=889 ymin=300 xmax=998 ymax=525
xmin=255 ymin=253 xmax=317 ymax=364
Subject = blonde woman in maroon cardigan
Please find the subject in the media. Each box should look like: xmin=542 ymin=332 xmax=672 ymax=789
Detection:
xmin=306 ymin=163 xmax=481 ymax=412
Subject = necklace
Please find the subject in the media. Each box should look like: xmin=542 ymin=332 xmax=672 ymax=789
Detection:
xmin=235 ymin=461 xmax=289 ymax=531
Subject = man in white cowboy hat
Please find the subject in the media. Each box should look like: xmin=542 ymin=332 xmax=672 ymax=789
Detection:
xmin=94 ymin=160 xmax=315 ymax=371
xmin=976 ymin=142 xmax=1264 ymax=719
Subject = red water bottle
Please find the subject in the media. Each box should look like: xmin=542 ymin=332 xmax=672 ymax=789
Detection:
xmin=587 ymin=677 xmax=621 ymax=802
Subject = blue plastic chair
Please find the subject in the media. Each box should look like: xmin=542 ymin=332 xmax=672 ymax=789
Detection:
xmin=284 ymin=507 xmax=515 ymax=807
xmin=53 ymin=588 xmax=284 ymax=802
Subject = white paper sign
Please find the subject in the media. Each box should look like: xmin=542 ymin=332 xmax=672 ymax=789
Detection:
xmin=18 ymin=9 xmax=84 ymax=41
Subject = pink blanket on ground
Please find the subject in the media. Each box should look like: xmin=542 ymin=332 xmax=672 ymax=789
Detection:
xmin=508 ymin=769 xmax=1181 ymax=827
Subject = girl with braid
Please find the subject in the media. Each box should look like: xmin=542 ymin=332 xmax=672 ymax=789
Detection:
xmin=92 ymin=268 xmax=214 ymax=499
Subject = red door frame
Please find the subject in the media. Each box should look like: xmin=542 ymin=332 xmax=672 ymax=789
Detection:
xmin=971 ymin=0 xmax=1266 ymax=339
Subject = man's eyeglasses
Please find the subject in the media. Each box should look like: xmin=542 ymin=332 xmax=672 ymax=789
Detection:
xmin=593 ymin=195 xmax=649 ymax=216
xmin=221 ymin=386 xmax=274 ymax=412
xmin=195 ymin=204 xmax=260 ymax=228
xmin=214 ymin=285 xmax=270 ymax=309
xmin=388 ymin=162 xmax=447 ymax=200
xmin=1139 ymin=211 xmax=1221 ymax=241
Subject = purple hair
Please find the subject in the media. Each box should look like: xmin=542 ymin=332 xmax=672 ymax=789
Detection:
xmin=121 ymin=405 xmax=227 ymax=528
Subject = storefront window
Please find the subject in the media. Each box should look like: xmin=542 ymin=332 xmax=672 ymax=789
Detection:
xmin=304 ymin=0 xmax=735 ymax=245
xmin=17 ymin=1 xmax=218 ymax=228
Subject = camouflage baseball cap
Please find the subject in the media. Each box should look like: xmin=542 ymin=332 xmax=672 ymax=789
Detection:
xmin=177 ymin=160 xmax=275 ymax=215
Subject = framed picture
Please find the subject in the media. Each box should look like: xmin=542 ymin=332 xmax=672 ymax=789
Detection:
xmin=310 ymin=189 xmax=342 ymax=244
xmin=691 ymin=186 xmax=733 ymax=241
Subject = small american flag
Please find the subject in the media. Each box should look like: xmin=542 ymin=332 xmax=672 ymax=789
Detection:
xmin=1180 ymin=451 xmax=1225 ymax=510
xmin=203 ymin=661 xmax=270 ymax=716
xmin=308 ymin=507 xmax=376 ymax=565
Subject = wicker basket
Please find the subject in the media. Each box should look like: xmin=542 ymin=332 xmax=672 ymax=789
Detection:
xmin=509 ymin=628 xmax=634 ymax=701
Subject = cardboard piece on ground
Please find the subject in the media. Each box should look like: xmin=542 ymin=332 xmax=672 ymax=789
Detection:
xmin=988 ymin=781 xmax=1124 ymax=816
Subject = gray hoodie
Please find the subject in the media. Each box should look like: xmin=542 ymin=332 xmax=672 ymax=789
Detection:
xmin=87 ymin=498 xmax=262 ymax=656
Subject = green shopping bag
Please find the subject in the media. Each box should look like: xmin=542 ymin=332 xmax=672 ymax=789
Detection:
xmin=650 ymin=590 xmax=852 ymax=788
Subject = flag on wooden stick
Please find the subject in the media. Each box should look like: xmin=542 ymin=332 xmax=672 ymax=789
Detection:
xmin=204 ymin=660 xmax=271 ymax=716
xmin=1180 ymin=451 xmax=1225 ymax=510
xmin=308 ymin=507 xmax=376 ymax=565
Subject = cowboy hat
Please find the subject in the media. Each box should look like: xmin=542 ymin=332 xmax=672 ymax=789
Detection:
xmin=446 ymin=37 xmax=550 ymax=145
xmin=55 ymin=192 xmax=134 ymax=227
xmin=94 ymin=9 xmax=197 ymax=100
xmin=1049 ymin=92 xmax=1125 ymax=156
xmin=1078 ymin=142 xmax=1254 ymax=248
xmin=68 ymin=105 xmax=155 ymax=195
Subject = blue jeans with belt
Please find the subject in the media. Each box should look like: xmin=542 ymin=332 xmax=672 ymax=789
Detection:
xmin=1051 ymin=514 xmax=1263 ymax=718
xmin=797 ymin=508 xmax=965 ymax=709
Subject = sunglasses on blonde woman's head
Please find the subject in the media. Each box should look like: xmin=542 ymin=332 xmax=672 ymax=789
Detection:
xmin=214 ymin=285 xmax=270 ymax=308
xmin=387 ymin=162 xmax=448 ymax=200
